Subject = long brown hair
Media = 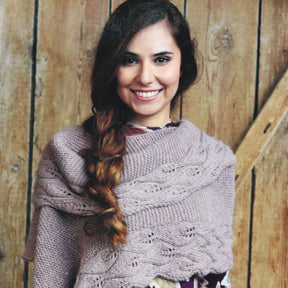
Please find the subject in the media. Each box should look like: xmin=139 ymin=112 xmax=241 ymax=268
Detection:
xmin=82 ymin=0 xmax=198 ymax=248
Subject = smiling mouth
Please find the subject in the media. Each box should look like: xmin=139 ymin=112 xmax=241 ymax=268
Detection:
xmin=132 ymin=89 xmax=163 ymax=98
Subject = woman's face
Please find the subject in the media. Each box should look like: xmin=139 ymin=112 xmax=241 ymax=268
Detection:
xmin=116 ymin=21 xmax=181 ymax=127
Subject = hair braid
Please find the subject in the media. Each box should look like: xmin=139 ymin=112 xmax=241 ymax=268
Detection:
xmin=82 ymin=109 xmax=127 ymax=248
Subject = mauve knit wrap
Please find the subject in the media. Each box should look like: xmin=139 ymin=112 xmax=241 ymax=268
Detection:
xmin=23 ymin=120 xmax=237 ymax=288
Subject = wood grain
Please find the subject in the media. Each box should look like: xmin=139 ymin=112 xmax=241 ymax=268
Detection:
xmin=257 ymin=0 xmax=288 ymax=111
xmin=230 ymin=175 xmax=251 ymax=288
xmin=250 ymin=0 xmax=288 ymax=286
xmin=235 ymin=69 xmax=288 ymax=192
xmin=111 ymin=0 xmax=126 ymax=10
xmin=184 ymin=0 xmax=258 ymax=150
xmin=33 ymin=0 xmax=109 ymax=160
xmin=0 ymin=0 xmax=34 ymax=287
xmin=251 ymin=114 xmax=288 ymax=287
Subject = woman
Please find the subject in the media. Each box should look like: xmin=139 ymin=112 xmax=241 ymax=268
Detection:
xmin=23 ymin=0 xmax=236 ymax=287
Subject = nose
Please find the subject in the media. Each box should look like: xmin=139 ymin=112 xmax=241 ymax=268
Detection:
xmin=137 ymin=61 xmax=154 ymax=85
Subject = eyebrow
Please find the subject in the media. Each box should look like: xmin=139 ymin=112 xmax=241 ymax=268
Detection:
xmin=124 ymin=51 xmax=174 ymax=58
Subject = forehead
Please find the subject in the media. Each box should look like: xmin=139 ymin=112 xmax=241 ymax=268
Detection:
xmin=126 ymin=21 xmax=179 ymax=53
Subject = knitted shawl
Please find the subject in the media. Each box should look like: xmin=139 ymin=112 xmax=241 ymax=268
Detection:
xmin=23 ymin=120 xmax=236 ymax=288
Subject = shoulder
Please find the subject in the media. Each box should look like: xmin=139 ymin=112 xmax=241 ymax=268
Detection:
xmin=37 ymin=126 xmax=93 ymax=189
xmin=42 ymin=125 xmax=93 ymax=160
xmin=49 ymin=125 xmax=92 ymax=150
xmin=34 ymin=126 xmax=94 ymax=206
xmin=178 ymin=119 xmax=236 ymax=167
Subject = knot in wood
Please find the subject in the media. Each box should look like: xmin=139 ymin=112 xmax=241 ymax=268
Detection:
xmin=220 ymin=30 xmax=233 ymax=48
xmin=209 ymin=27 xmax=233 ymax=61
xmin=11 ymin=164 xmax=20 ymax=173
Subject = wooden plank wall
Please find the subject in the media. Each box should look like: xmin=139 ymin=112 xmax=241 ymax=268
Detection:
xmin=251 ymin=1 xmax=288 ymax=286
xmin=0 ymin=0 xmax=287 ymax=287
xmin=0 ymin=1 xmax=35 ymax=287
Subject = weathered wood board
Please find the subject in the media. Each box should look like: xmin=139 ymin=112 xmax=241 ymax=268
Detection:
xmin=230 ymin=176 xmax=251 ymax=288
xmin=235 ymin=70 xmax=288 ymax=192
xmin=184 ymin=0 xmax=258 ymax=151
xmin=33 ymin=0 xmax=110 ymax=160
xmin=0 ymin=1 xmax=34 ymax=287
xmin=251 ymin=114 xmax=288 ymax=287
xmin=251 ymin=0 xmax=288 ymax=286
xmin=257 ymin=0 xmax=288 ymax=110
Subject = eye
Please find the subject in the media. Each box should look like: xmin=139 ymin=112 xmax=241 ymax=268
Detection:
xmin=154 ymin=56 xmax=171 ymax=64
xmin=121 ymin=55 xmax=138 ymax=66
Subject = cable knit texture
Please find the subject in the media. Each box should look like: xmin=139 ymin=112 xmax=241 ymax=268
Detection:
xmin=23 ymin=120 xmax=236 ymax=288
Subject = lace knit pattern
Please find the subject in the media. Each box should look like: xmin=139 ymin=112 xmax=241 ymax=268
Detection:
xmin=23 ymin=120 xmax=236 ymax=288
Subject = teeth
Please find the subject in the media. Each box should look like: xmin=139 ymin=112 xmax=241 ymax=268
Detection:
xmin=135 ymin=90 xmax=159 ymax=98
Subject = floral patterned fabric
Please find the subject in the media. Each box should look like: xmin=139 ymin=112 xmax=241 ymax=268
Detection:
xmin=148 ymin=272 xmax=231 ymax=288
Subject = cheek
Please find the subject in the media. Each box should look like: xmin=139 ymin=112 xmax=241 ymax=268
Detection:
xmin=160 ymin=67 xmax=181 ymax=87
xmin=116 ymin=69 xmax=130 ymax=103
xmin=116 ymin=68 xmax=134 ymax=88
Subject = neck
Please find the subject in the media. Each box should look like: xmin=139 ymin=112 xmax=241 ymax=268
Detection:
xmin=128 ymin=115 xmax=171 ymax=128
